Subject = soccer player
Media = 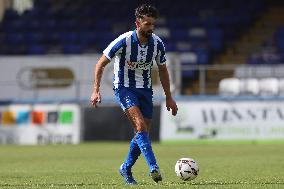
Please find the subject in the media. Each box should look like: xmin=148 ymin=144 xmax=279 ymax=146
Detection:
xmin=90 ymin=4 xmax=178 ymax=185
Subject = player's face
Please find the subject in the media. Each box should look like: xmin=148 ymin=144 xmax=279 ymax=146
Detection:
xmin=136 ymin=16 xmax=156 ymax=38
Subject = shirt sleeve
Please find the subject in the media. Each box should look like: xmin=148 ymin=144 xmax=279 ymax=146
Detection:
xmin=155 ymin=40 xmax=167 ymax=65
xmin=103 ymin=37 xmax=125 ymax=60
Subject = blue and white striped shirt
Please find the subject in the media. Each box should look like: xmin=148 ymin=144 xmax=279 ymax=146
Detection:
xmin=103 ymin=30 xmax=166 ymax=89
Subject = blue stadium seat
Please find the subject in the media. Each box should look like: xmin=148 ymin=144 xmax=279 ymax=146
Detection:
xmin=277 ymin=40 xmax=284 ymax=53
xmin=180 ymin=52 xmax=198 ymax=79
xmin=24 ymin=32 xmax=44 ymax=43
xmin=63 ymin=44 xmax=83 ymax=54
xmin=0 ymin=0 xmax=266 ymax=57
xmin=5 ymin=33 xmax=24 ymax=44
xmin=2 ymin=20 xmax=24 ymax=32
xmin=195 ymin=49 xmax=210 ymax=64
xmin=2 ymin=9 xmax=19 ymax=20
xmin=27 ymin=44 xmax=47 ymax=55
xmin=59 ymin=32 xmax=80 ymax=43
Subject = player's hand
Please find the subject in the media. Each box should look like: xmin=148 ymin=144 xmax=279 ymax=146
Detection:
xmin=90 ymin=90 xmax=101 ymax=108
xmin=166 ymin=96 xmax=178 ymax=116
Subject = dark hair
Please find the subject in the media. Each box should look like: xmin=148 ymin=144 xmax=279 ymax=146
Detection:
xmin=135 ymin=4 xmax=158 ymax=19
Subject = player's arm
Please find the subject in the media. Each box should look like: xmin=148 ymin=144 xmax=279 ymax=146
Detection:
xmin=157 ymin=64 xmax=178 ymax=116
xmin=90 ymin=32 xmax=126 ymax=107
xmin=90 ymin=55 xmax=110 ymax=108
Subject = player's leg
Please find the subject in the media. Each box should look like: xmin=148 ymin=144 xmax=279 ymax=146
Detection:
xmin=142 ymin=117 xmax=162 ymax=182
xmin=115 ymin=87 xmax=161 ymax=183
xmin=115 ymin=87 xmax=140 ymax=184
xmin=122 ymin=117 xmax=151 ymax=171
xmin=121 ymin=131 xmax=141 ymax=171
xmin=137 ymin=89 xmax=162 ymax=182
xmin=119 ymin=118 xmax=153 ymax=184
xmin=125 ymin=107 xmax=162 ymax=183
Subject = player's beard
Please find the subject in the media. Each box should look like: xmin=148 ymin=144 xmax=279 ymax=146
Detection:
xmin=140 ymin=29 xmax=153 ymax=38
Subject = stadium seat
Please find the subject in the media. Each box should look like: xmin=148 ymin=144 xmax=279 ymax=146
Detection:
xmin=63 ymin=44 xmax=83 ymax=54
xmin=207 ymin=28 xmax=224 ymax=41
xmin=170 ymin=29 xmax=189 ymax=41
xmin=194 ymin=49 xmax=210 ymax=64
xmin=175 ymin=42 xmax=192 ymax=52
xmin=240 ymin=78 xmax=259 ymax=95
xmin=5 ymin=33 xmax=24 ymax=44
xmin=179 ymin=52 xmax=198 ymax=64
xmin=258 ymin=78 xmax=279 ymax=96
xmin=188 ymin=28 xmax=206 ymax=39
xmin=2 ymin=20 xmax=23 ymax=32
xmin=0 ymin=0 xmax=266 ymax=57
xmin=59 ymin=32 xmax=80 ymax=43
xmin=219 ymin=78 xmax=241 ymax=96
xmin=179 ymin=52 xmax=198 ymax=79
xmin=24 ymin=32 xmax=45 ymax=43
xmin=154 ymin=27 xmax=170 ymax=39
xmin=27 ymin=44 xmax=47 ymax=55
xmin=0 ymin=44 xmax=26 ymax=54
xmin=24 ymin=20 xmax=41 ymax=31
xmin=277 ymin=78 xmax=284 ymax=96
xmin=277 ymin=39 xmax=284 ymax=53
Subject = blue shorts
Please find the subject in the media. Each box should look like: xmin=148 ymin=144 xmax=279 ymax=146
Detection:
xmin=114 ymin=87 xmax=153 ymax=119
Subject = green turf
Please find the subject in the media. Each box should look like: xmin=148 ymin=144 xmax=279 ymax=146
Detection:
xmin=0 ymin=142 xmax=284 ymax=189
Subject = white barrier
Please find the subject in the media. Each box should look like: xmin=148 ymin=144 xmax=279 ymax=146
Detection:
xmin=160 ymin=100 xmax=284 ymax=140
xmin=0 ymin=54 xmax=180 ymax=101
xmin=0 ymin=104 xmax=81 ymax=144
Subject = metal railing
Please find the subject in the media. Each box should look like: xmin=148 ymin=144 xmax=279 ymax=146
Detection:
xmin=181 ymin=63 xmax=284 ymax=95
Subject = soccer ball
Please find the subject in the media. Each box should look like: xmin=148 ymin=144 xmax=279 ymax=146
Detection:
xmin=175 ymin=157 xmax=199 ymax=181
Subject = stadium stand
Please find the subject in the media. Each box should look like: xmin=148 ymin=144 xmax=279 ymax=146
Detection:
xmin=0 ymin=0 xmax=265 ymax=58
xmin=2 ymin=0 xmax=284 ymax=95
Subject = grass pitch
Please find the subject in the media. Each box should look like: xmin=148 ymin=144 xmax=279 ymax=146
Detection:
xmin=0 ymin=141 xmax=283 ymax=189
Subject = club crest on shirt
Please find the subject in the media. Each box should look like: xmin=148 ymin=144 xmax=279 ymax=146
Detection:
xmin=126 ymin=61 xmax=151 ymax=70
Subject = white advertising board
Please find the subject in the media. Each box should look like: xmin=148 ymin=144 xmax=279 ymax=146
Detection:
xmin=0 ymin=104 xmax=81 ymax=144
xmin=0 ymin=54 xmax=179 ymax=102
xmin=160 ymin=101 xmax=284 ymax=140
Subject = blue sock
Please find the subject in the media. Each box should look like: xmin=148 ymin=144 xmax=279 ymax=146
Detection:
xmin=123 ymin=137 xmax=141 ymax=170
xmin=135 ymin=131 xmax=158 ymax=171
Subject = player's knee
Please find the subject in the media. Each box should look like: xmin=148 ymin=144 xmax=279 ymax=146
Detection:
xmin=135 ymin=120 xmax=147 ymax=132
xmin=136 ymin=126 xmax=146 ymax=132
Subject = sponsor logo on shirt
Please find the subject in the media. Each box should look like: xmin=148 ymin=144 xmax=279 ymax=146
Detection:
xmin=127 ymin=61 xmax=152 ymax=70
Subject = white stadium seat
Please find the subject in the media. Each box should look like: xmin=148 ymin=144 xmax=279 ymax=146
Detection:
xmin=240 ymin=78 xmax=259 ymax=95
xmin=188 ymin=27 xmax=206 ymax=38
xmin=179 ymin=52 xmax=198 ymax=64
xmin=259 ymin=78 xmax=279 ymax=96
xmin=278 ymin=78 xmax=284 ymax=96
xmin=154 ymin=27 xmax=170 ymax=38
xmin=219 ymin=78 xmax=241 ymax=96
